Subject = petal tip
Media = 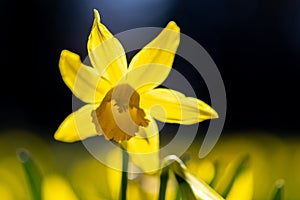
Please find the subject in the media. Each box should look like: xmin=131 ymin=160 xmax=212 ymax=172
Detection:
xmin=53 ymin=131 xmax=61 ymax=141
xmin=60 ymin=49 xmax=69 ymax=56
xmin=54 ymin=130 xmax=64 ymax=142
xmin=211 ymin=109 xmax=219 ymax=119
xmin=59 ymin=49 xmax=78 ymax=61
xmin=54 ymin=128 xmax=79 ymax=143
xmin=198 ymin=100 xmax=219 ymax=121
xmin=58 ymin=50 xmax=80 ymax=73
xmin=59 ymin=50 xmax=72 ymax=62
xmin=166 ymin=21 xmax=180 ymax=32
xmin=93 ymin=9 xmax=100 ymax=21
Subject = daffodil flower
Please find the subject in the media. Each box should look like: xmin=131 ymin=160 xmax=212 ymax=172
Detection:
xmin=54 ymin=9 xmax=218 ymax=169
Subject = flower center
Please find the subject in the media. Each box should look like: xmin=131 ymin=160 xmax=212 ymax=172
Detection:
xmin=92 ymin=84 xmax=150 ymax=142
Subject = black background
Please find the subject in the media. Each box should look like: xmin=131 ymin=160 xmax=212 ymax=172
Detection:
xmin=1 ymin=0 xmax=300 ymax=137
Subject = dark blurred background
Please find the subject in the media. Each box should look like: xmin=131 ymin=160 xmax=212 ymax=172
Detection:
xmin=1 ymin=0 xmax=300 ymax=137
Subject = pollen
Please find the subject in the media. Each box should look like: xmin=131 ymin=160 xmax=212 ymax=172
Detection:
xmin=92 ymin=84 xmax=150 ymax=142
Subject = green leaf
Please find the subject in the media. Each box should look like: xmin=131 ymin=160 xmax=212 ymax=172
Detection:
xmin=174 ymin=174 xmax=197 ymax=200
xmin=175 ymin=186 xmax=182 ymax=200
xmin=163 ymin=155 xmax=224 ymax=200
xmin=271 ymin=179 xmax=285 ymax=200
xmin=214 ymin=154 xmax=250 ymax=198
xmin=16 ymin=148 xmax=42 ymax=200
xmin=210 ymin=160 xmax=220 ymax=187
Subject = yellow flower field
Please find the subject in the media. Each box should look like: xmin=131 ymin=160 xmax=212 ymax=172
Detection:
xmin=0 ymin=130 xmax=299 ymax=199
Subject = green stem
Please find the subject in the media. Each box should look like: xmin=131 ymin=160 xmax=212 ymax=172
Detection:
xmin=158 ymin=166 xmax=169 ymax=200
xmin=16 ymin=149 xmax=42 ymax=200
xmin=120 ymin=148 xmax=129 ymax=200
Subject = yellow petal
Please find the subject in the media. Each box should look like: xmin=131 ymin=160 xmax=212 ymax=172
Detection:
xmin=87 ymin=9 xmax=127 ymax=85
xmin=125 ymin=117 xmax=160 ymax=173
xmin=59 ymin=50 xmax=112 ymax=103
xmin=42 ymin=174 xmax=79 ymax=200
xmin=54 ymin=104 xmax=99 ymax=142
xmin=125 ymin=21 xmax=180 ymax=93
xmin=141 ymin=88 xmax=218 ymax=125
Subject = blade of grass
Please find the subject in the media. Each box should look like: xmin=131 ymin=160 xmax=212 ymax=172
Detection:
xmin=175 ymin=186 xmax=182 ymax=200
xmin=210 ymin=160 xmax=220 ymax=187
xmin=271 ymin=179 xmax=285 ymax=200
xmin=16 ymin=148 xmax=42 ymax=200
xmin=164 ymin=155 xmax=224 ymax=200
xmin=214 ymin=154 xmax=250 ymax=198
xmin=174 ymin=174 xmax=197 ymax=200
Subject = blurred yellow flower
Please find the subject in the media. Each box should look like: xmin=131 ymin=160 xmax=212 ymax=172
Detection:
xmin=0 ymin=184 xmax=14 ymax=200
xmin=186 ymin=159 xmax=216 ymax=184
xmin=42 ymin=174 xmax=79 ymax=200
xmin=54 ymin=9 xmax=217 ymax=157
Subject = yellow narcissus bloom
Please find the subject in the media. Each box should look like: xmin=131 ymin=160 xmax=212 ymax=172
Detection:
xmin=54 ymin=9 xmax=218 ymax=164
